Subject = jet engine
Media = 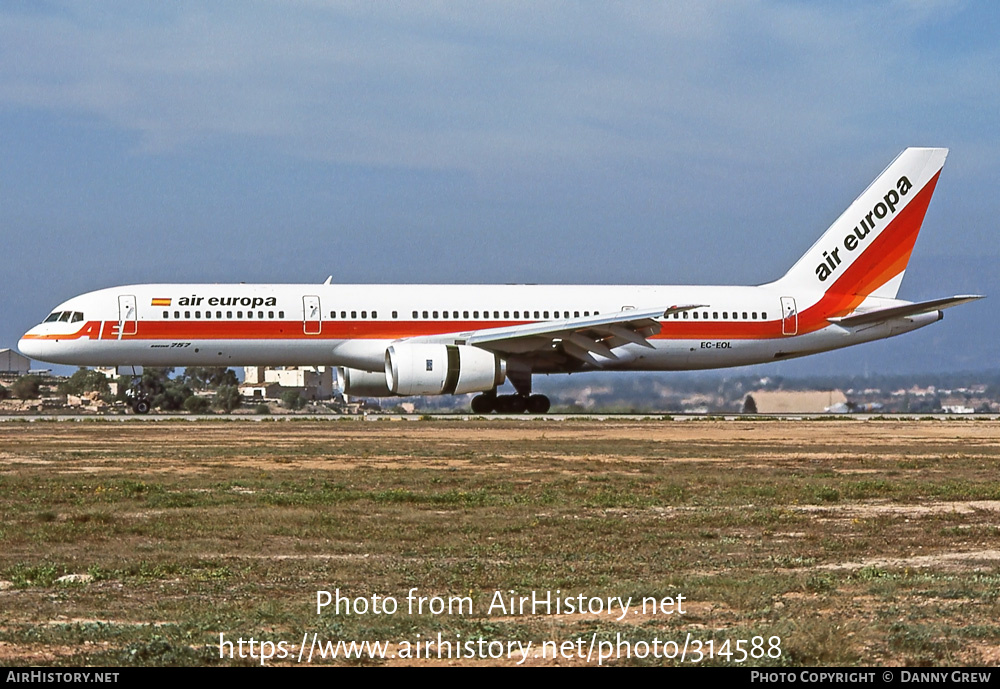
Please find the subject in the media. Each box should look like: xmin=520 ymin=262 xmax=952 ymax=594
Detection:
xmin=385 ymin=343 xmax=505 ymax=396
xmin=338 ymin=366 xmax=396 ymax=397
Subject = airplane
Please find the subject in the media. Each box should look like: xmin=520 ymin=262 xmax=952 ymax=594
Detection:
xmin=18 ymin=147 xmax=982 ymax=414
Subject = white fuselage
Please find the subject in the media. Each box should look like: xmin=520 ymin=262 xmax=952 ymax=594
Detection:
xmin=17 ymin=282 xmax=938 ymax=374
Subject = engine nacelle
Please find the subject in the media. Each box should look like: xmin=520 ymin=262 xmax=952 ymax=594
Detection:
xmin=338 ymin=367 xmax=396 ymax=397
xmin=385 ymin=344 xmax=505 ymax=396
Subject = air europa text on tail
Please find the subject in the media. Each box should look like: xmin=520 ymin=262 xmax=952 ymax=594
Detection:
xmin=815 ymin=175 xmax=913 ymax=283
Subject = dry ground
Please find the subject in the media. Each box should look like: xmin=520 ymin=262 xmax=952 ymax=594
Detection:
xmin=1 ymin=417 xmax=998 ymax=666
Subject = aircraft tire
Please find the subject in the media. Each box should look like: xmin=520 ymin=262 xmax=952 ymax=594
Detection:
xmin=133 ymin=399 xmax=151 ymax=415
xmin=492 ymin=395 xmax=513 ymax=414
xmin=526 ymin=394 xmax=550 ymax=414
xmin=471 ymin=394 xmax=495 ymax=414
xmin=508 ymin=395 xmax=528 ymax=414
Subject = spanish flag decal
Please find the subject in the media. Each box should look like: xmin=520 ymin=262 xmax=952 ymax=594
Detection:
xmin=151 ymin=298 xmax=171 ymax=307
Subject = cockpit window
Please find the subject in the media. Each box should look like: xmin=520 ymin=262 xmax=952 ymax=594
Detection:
xmin=42 ymin=310 xmax=84 ymax=324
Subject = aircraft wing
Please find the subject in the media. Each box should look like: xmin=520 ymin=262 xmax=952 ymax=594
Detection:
xmin=433 ymin=304 xmax=706 ymax=366
xmin=828 ymin=295 xmax=984 ymax=328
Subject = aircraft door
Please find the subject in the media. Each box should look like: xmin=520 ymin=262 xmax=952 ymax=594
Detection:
xmin=303 ymin=295 xmax=322 ymax=335
xmin=780 ymin=297 xmax=797 ymax=336
xmin=118 ymin=295 xmax=138 ymax=337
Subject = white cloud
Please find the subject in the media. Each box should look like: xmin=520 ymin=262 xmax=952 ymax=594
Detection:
xmin=0 ymin=2 xmax=996 ymax=181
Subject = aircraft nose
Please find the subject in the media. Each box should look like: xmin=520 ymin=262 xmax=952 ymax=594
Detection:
xmin=18 ymin=333 xmax=43 ymax=360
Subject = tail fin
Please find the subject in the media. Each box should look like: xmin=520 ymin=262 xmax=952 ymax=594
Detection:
xmin=773 ymin=147 xmax=948 ymax=299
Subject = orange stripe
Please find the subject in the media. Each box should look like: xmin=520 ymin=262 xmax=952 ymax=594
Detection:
xmin=795 ymin=171 xmax=940 ymax=334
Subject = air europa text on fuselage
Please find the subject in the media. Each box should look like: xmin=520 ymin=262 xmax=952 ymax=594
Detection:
xmin=815 ymin=175 xmax=913 ymax=283
xmin=176 ymin=296 xmax=278 ymax=308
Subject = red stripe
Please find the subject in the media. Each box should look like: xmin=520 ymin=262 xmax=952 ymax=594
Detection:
xmin=26 ymin=318 xmax=786 ymax=342
xmin=794 ymin=171 xmax=940 ymax=335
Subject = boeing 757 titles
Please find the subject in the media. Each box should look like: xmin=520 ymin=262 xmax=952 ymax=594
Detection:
xmin=19 ymin=148 xmax=982 ymax=413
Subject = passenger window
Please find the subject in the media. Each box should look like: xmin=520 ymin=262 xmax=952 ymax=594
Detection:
xmin=544 ymin=311 xmax=549 ymax=318
xmin=195 ymin=311 xmax=201 ymax=318
xmin=269 ymin=311 xmax=274 ymax=319
xmin=217 ymin=311 xmax=223 ymax=319
xmin=504 ymin=311 xmax=509 ymax=318
xmin=513 ymin=311 xmax=519 ymax=318
xmin=743 ymin=312 xmax=748 ymax=319
xmin=463 ymin=311 xmax=469 ymax=319
xmin=205 ymin=311 xmax=211 ymax=319
xmin=423 ymin=311 xmax=428 ymax=319
xmin=373 ymin=311 xmax=378 ymax=318
xmin=279 ymin=311 xmax=284 ymax=318
xmin=693 ymin=312 xmax=699 ymax=319
xmin=351 ymin=311 xmax=357 ymax=319
xmin=762 ymin=312 xmax=767 ymax=319
xmin=227 ymin=311 xmax=233 ymax=319
xmin=752 ymin=312 xmax=758 ymax=319
xmin=433 ymin=311 xmax=439 ymax=318
xmin=361 ymin=311 xmax=367 ymax=319
xmin=163 ymin=311 xmax=168 ymax=318
xmin=185 ymin=311 xmax=191 ymax=319
xmin=713 ymin=312 xmax=718 ymax=319
xmin=413 ymin=311 xmax=418 ymax=318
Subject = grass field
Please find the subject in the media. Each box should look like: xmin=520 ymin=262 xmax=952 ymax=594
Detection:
xmin=1 ymin=417 xmax=999 ymax=666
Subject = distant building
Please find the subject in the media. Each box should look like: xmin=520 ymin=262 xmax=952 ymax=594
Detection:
xmin=745 ymin=389 xmax=848 ymax=414
xmin=241 ymin=366 xmax=334 ymax=400
xmin=0 ymin=349 xmax=30 ymax=375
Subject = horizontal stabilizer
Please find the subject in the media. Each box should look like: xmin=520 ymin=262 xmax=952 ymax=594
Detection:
xmin=828 ymin=295 xmax=983 ymax=327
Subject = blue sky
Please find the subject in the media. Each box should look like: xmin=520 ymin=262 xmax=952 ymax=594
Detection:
xmin=1 ymin=1 xmax=996 ymax=376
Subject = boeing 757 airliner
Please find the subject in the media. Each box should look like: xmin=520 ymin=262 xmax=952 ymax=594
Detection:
xmin=18 ymin=148 xmax=981 ymax=413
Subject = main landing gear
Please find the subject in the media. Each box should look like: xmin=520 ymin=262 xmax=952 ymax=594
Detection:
xmin=470 ymin=391 xmax=551 ymax=414
xmin=470 ymin=367 xmax=550 ymax=414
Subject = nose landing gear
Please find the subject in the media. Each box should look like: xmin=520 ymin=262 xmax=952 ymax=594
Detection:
xmin=124 ymin=378 xmax=152 ymax=414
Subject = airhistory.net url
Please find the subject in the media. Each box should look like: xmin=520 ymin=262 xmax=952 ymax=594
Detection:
xmin=217 ymin=632 xmax=782 ymax=665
